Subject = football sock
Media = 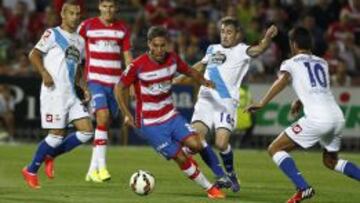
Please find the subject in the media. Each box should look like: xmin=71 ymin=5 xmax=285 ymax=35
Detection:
xmin=180 ymin=158 xmax=212 ymax=190
xmin=27 ymin=134 xmax=63 ymax=173
xmin=199 ymin=141 xmax=226 ymax=177
xmin=87 ymin=144 xmax=98 ymax=173
xmin=272 ymin=151 xmax=309 ymax=190
xmin=219 ymin=145 xmax=234 ymax=173
xmin=52 ymin=131 xmax=93 ymax=157
xmin=93 ymin=125 xmax=108 ymax=169
xmin=335 ymin=159 xmax=360 ymax=181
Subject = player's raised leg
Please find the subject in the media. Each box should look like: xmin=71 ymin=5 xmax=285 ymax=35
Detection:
xmin=268 ymin=132 xmax=314 ymax=203
xmin=215 ymin=128 xmax=240 ymax=192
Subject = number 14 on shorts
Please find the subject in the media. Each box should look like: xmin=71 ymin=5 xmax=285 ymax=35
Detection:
xmin=220 ymin=112 xmax=234 ymax=126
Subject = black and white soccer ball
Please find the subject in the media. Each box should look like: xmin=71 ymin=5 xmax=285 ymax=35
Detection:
xmin=129 ymin=170 xmax=155 ymax=195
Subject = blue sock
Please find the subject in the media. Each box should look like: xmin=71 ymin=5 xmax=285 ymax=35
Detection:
xmin=219 ymin=145 xmax=234 ymax=173
xmin=335 ymin=160 xmax=360 ymax=181
xmin=200 ymin=144 xmax=226 ymax=178
xmin=27 ymin=135 xmax=63 ymax=173
xmin=273 ymin=151 xmax=309 ymax=190
xmin=51 ymin=132 xmax=82 ymax=158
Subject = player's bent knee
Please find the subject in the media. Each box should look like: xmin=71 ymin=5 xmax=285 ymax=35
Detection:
xmin=267 ymin=144 xmax=277 ymax=156
xmin=215 ymin=141 xmax=228 ymax=152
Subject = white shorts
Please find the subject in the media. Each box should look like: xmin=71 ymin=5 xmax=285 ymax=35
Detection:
xmin=191 ymin=96 xmax=237 ymax=131
xmin=285 ymin=117 xmax=344 ymax=152
xmin=40 ymin=90 xmax=90 ymax=129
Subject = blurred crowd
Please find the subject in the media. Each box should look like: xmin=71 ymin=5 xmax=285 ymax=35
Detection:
xmin=130 ymin=0 xmax=360 ymax=85
xmin=0 ymin=0 xmax=358 ymax=86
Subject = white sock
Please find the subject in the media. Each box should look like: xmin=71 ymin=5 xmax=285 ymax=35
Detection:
xmin=94 ymin=127 xmax=108 ymax=169
xmin=45 ymin=134 xmax=63 ymax=148
xmin=87 ymin=146 xmax=98 ymax=173
xmin=335 ymin=159 xmax=348 ymax=173
xmin=181 ymin=159 xmax=212 ymax=190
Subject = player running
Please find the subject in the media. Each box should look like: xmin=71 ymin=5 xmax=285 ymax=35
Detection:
xmin=22 ymin=0 xmax=93 ymax=189
xmin=177 ymin=16 xmax=278 ymax=192
xmin=246 ymin=27 xmax=360 ymax=203
xmin=114 ymin=26 xmax=225 ymax=199
xmin=77 ymin=0 xmax=133 ymax=182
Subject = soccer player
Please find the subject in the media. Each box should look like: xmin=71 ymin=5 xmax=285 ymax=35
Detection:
xmin=77 ymin=0 xmax=133 ymax=182
xmin=22 ymin=0 xmax=94 ymax=189
xmin=178 ymin=17 xmax=278 ymax=192
xmin=246 ymin=27 xmax=360 ymax=203
xmin=114 ymin=26 xmax=225 ymax=199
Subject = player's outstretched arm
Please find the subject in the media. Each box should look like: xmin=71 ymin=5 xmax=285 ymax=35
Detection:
xmin=28 ymin=48 xmax=54 ymax=87
xmin=173 ymin=61 xmax=206 ymax=85
xmin=114 ymin=82 xmax=135 ymax=128
xmin=246 ymin=25 xmax=278 ymax=58
xmin=246 ymin=71 xmax=290 ymax=113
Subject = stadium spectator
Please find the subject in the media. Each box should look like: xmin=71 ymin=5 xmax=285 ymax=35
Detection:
xmin=331 ymin=61 xmax=352 ymax=87
xmin=114 ymin=25 xmax=225 ymax=199
xmin=144 ymin=0 xmax=174 ymax=26
xmin=0 ymin=84 xmax=15 ymax=142
xmin=0 ymin=22 xmax=13 ymax=68
xmin=323 ymin=41 xmax=346 ymax=75
xmin=8 ymin=50 xmax=34 ymax=76
xmin=326 ymin=10 xmax=354 ymax=43
xmin=341 ymin=0 xmax=360 ymax=44
xmin=3 ymin=0 xmax=35 ymax=12
xmin=5 ymin=1 xmax=31 ymax=46
xmin=77 ymin=0 xmax=133 ymax=183
xmin=338 ymin=32 xmax=360 ymax=76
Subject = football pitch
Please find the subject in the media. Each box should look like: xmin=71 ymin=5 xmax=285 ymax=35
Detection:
xmin=0 ymin=144 xmax=359 ymax=203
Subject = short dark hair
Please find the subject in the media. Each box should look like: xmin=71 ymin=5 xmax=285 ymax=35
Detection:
xmin=289 ymin=27 xmax=313 ymax=50
xmin=220 ymin=16 xmax=241 ymax=32
xmin=147 ymin=26 xmax=169 ymax=41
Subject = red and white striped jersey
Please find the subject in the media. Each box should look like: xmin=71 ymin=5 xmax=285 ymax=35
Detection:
xmin=120 ymin=52 xmax=191 ymax=126
xmin=78 ymin=17 xmax=131 ymax=87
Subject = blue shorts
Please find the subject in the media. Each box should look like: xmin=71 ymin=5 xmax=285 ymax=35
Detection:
xmin=139 ymin=114 xmax=196 ymax=159
xmin=88 ymin=82 xmax=118 ymax=118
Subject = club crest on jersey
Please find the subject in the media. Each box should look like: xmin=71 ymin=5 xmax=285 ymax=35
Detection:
xmin=292 ymin=124 xmax=302 ymax=134
xmin=210 ymin=51 xmax=226 ymax=65
xmin=65 ymin=45 xmax=80 ymax=63
xmin=46 ymin=114 xmax=53 ymax=122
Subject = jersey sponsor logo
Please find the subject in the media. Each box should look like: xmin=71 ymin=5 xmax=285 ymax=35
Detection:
xmin=46 ymin=114 xmax=53 ymax=123
xmin=292 ymin=124 xmax=302 ymax=134
xmin=148 ymin=81 xmax=171 ymax=93
xmin=65 ymin=45 xmax=81 ymax=64
xmin=210 ymin=51 xmax=226 ymax=65
xmin=95 ymin=40 xmax=118 ymax=48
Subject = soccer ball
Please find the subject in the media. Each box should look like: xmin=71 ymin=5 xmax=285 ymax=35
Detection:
xmin=129 ymin=170 xmax=155 ymax=195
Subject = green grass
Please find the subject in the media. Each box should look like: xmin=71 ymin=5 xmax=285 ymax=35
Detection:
xmin=0 ymin=144 xmax=359 ymax=203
